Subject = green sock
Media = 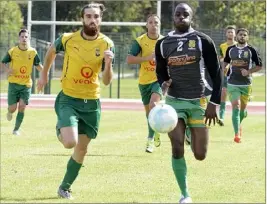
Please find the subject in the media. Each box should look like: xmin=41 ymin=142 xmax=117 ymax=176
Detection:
xmin=60 ymin=157 xmax=82 ymax=190
xmin=232 ymin=108 xmax=240 ymax=135
xmin=14 ymin=112 xmax=24 ymax=131
xmin=240 ymin=110 xmax=247 ymax=123
xmin=147 ymin=116 xmax=154 ymax=139
xmin=172 ymin=157 xmax=189 ymax=198
xmin=219 ymin=102 xmax=226 ymax=120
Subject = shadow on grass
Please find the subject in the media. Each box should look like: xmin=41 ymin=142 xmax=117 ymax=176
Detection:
xmin=32 ymin=153 xmax=142 ymax=158
xmin=0 ymin=196 xmax=59 ymax=202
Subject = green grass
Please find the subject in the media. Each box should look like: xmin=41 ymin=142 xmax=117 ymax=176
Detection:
xmin=0 ymin=109 xmax=265 ymax=203
xmin=1 ymin=75 xmax=265 ymax=101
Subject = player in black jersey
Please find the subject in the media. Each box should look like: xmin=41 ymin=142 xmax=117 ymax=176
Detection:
xmin=155 ymin=3 xmax=222 ymax=203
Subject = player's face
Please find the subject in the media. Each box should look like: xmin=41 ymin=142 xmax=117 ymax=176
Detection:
xmin=226 ymin=29 xmax=235 ymax=40
xmin=173 ymin=5 xmax=192 ymax=33
xmin=146 ymin=16 xmax=160 ymax=35
xmin=82 ymin=7 xmax=102 ymax=36
xmin=236 ymin=31 xmax=249 ymax=44
xmin=19 ymin=32 xmax=29 ymax=46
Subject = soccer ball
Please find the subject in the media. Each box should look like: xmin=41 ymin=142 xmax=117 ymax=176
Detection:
xmin=148 ymin=104 xmax=178 ymax=134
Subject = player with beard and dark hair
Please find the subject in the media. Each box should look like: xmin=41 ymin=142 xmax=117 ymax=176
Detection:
xmin=224 ymin=28 xmax=262 ymax=143
xmin=37 ymin=3 xmax=114 ymax=199
xmin=155 ymin=3 xmax=222 ymax=203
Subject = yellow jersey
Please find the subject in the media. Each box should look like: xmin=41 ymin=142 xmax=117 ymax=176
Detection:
xmin=219 ymin=41 xmax=237 ymax=58
xmin=54 ymin=30 xmax=114 ymax=99
xmin=129 ymin=33 xmax=164 ymax=85
xmin=1 ymin=46 xmax=41 ymax=87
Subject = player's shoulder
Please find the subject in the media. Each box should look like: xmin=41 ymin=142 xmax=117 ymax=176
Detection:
xmin=219 ymin=42 xmax=227 ymax=47
xmin=27 ymin=46 xmax=37 ymax=52
xmin=8 ymin=46 xmax=17 ymax=53
xmin=246 ymin=44 xmax=257 ymax=51
xmin=194 ymin=30 xmax=213 ymax=42
xmin=98 ymin=33 xmax=114 ymax=47
xmin=227 ymin=44 xmax=236 ymax=50
xmin=60 ymin=31 xmax=77 ymax=42
xmin=136 ymin=33 xmax=148 ymax=41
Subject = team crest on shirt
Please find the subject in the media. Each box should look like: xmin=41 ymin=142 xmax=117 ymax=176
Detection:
xmin=28 ymin=54 xmax=32 ymax=60
xmin=243 ymin=51 xmax=248 ymax=58
xmin=188 ymin=40 xmax=196 ymax=49
xmin=95 ymin=48 xmax=100 ymax=57
xmin=20 ymin=66 xmax=27 ymax=74
xmin=81 ymin=66 xmax=93 ymax=79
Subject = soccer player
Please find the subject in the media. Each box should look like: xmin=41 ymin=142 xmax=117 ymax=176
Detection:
xmin=37 ymin=3 xmax=114 ymax=199
xmin=126 ymin=14 xmax=163 ymax=153
xmin=217 ymin=25 xmax=237 ymax=126
xmin=224 ymin=28 xmax=262 ymax=143
xmin=155 ymin=3 xmax=222 ymax=203
xmin=1 ymin=29 xmax=43 ymax=136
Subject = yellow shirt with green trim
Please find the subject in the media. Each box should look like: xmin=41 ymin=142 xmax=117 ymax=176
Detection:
xmin=128 ymin=33 xmax=164 ymax=85
xmin=1 ymin=46 xmax=41 ymax=87
xmin=54 ymin=30 xmax=115 ymax=99
xmin=219 ymin=41 xmax=237 ymax=75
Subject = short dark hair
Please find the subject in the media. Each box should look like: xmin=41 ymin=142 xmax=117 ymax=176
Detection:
xmin=226 ymin=25 xmax=236 ymax=30
xmin=19 ymin=29 xmax=29 ymax=36
xmin=236 ymin=28 xmax=249 ymax=35
xmin=80 ymin=3 xmax=106 ymax=18
xmin=146 ymin=14 xmax=160 ymax=22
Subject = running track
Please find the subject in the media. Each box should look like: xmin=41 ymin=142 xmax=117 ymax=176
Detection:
xmin=0 ymin=94 xmax=265 ymax=115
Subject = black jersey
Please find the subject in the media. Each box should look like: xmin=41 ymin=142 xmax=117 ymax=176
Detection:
xmin=224 ymin=44 xmax=262 ymax=86
xmin=155 ymin=29 xmax=222 ymax=105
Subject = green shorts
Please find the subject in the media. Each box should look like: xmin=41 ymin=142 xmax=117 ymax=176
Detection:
xmin=223 ymin=76 xmax=228 ymax=88
xmin=54 ymin=91 xmax=101 ymax=139
xmin=8 ymin=82 xmax=31 ymax=105
xmin=227 ymin=84 xmax=252 ymax=105
xmin=138 ymin=81 xmax=162 ymax=105
xmin=165 ymin=96 xmax=207 ymax=128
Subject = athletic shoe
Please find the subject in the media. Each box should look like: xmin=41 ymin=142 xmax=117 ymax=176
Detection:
xmin=146 ymin=138 xmax=154 ymax=153
xmin=234 ymin=127 xmax=242 ymax=143
xmin=217 ymin=118 xmax=224 ymax=126
xmin=6 ymin=112 xmax=12 ymax=121
xmin=12 ymin=130 xmax=20 ymax=136
xmin=185 ymin=127 xmax=191 ymax=146
xmin=57 ymin=187 xmax=73 ymax=200
xmin=154 ymin=132 xmax=161 ymax=147
xmin=179 ymin=195 xmax=192 ymax=203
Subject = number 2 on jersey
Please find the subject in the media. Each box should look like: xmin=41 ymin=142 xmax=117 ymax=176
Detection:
xmin=177 ymin=41 xmax=183 ymax=51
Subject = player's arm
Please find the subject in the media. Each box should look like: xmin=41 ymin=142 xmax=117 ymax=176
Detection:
xmin=219 ymin=45 xmax=224 ymax=63
xmin=248 ymin=46 xmax=262 ymax=74
xmin=155 ymin=38 xmax=170 ymax=95
xmin=223 ymin=47 xmax=231 ymax=74
xmin=1 ymin=52 xmax=12 ymax=74
xmin=126 ymin=40 xmax=153 ymax=64
xmin=33 ymin=53 xmax=43 ymax=72
xmin=202 ymin=36 xmax=222 ymax=105
xmin=102 ymin=46 xmax=115 ymax=86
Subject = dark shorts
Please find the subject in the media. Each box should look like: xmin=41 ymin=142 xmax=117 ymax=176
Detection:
xmin=8 ymin=83 xmax=31 ymax=105
xmin=138 ymin=81 xmax=162 ymax=105
xmin=54 ymin=91 xmax=101 ymax=139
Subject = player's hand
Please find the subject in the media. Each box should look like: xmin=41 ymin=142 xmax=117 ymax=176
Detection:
xmin=146 ymin=52 xmax=155 ymax=62
xmin=241 ymin=69 xmax=250 ymax=76
xmin=161 ymin=79 xmax=172 ymax=96
xmin=6 ymin=68 xmax=14 ymax=76
xmin=104 ymin=49 xmax=114 ymax=65
xmin=204 ymin=102 xmax=218 ymax=126
xmin=37 ymin=72 xmax=48 ymax=93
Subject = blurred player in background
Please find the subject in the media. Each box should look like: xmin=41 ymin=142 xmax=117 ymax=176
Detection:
xmin=223 ymin=28 xmax=262 ymax=143
xmin=37 ymin=3 xmax=114 ymax=199
xmin=155 ymin=3 xmax=222 ymax=203
xmin=127 ymin=14 xmax=163 ymax=153
xmin=217 ymin=25 xmax=237 ymax=126
xmin=1 ymin=29 xmax=43 ymax=136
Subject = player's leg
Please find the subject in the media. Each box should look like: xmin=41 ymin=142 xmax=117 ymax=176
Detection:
xmin=166 ymin=97 xmax=191 ymax=202
xmin=218 ymin=77 xmax=228 ymax=126
xmin=7 ymin=83 xmax=19 ymax=122
xmin=227 ymin=85 xmax=241 ymax=143
xmin=149 ymin=82 xmax=162 ymax=147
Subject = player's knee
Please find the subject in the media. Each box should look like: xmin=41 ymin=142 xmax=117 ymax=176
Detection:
xmin=9 ymin=106 xmax=17 ymax=113
xmin=194 ymin=152 xmax=206 ymax=161
xmin=18 ymin=105 xmax=26 ymax=112
xmin=62 ymin=140 xmax=77 ymax=149
xmin=172 ymin=146 xmax=184 ymax=158
xmin=76 ymin=148 xmax=88 ymax=157
xmin=231 ymin=101 xmax=240 ymax=109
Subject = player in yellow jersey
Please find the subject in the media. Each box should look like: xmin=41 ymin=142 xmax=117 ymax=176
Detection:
xmin=217 ymin=25 xmax=237 ymax=126
xmin=1 ymin=29 xmax=43 ymax=136
xmin=126 ymin=14 xmax=163 ymax=153
xmin=37 ymin=3 xmax=114 ymax=199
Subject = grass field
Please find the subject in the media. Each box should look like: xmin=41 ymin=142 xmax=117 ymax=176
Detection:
xmin=0 ymin=109 xmax=265 ymax=203
xmin=0 ymin=75 xmax=265 ymax=101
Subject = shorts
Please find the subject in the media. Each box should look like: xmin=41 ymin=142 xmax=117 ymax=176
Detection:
xmin=227 ymin=84 xmax=252 ymax=105
xmin=8 ymin=82 xmax=31 ymax=105
xmin=138 ymin=81 xmax=162 ymax=105
xmin=165 ymin=96 xmax=207 ymax=128
xmin=54 ymin=91 xmax=101 ymax=139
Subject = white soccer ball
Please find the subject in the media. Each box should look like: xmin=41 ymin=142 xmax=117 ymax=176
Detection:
xmin=148 ymin=104 xmax=178 ymax=134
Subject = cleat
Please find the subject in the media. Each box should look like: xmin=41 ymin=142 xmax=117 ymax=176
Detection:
xmin=12 ymin=130 xmax=20 ymax=136
xmin=185 ymin=127 xmax=191 ymax=146
xmin=217 ymin=119 xmax=224 ymax=126
xmin=234 ymin=136 xmax=241 ymax=143
xmin=6 ymin=112 xmax=12 ymax=121
xmin=179 ymin=195 xmax=192 ymax=203
xmin=154 ymin=132 xmax=161 ymax=147
xmin=57 ymin=187 xmax=73 ymax=200
xmin=146 ymin=138 xmax=154 ymax=153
